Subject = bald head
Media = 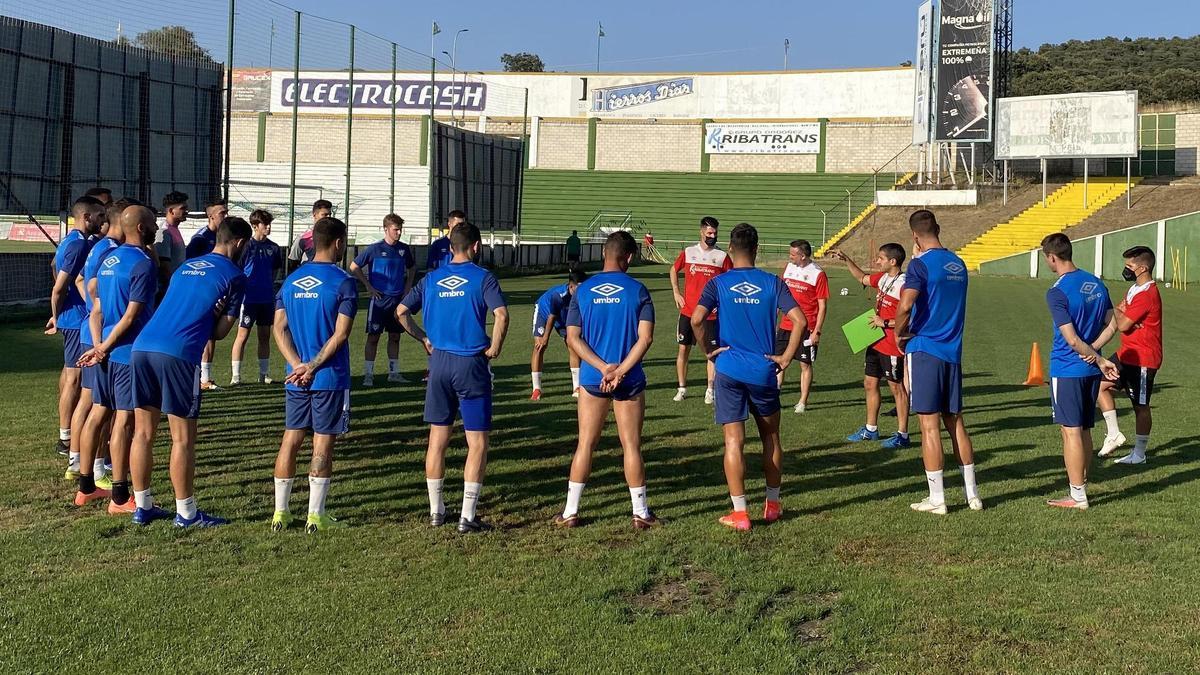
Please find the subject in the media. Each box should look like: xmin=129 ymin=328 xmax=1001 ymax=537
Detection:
xmin=121 ymin=205 xmax=158 ymax=245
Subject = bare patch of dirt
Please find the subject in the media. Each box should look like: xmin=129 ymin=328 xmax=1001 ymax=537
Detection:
xmin=626 ymin=564 xmax=729 ymax=616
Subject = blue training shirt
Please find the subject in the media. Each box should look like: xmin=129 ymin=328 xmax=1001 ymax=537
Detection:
xmin=903 ymin=248 xmax=969 ymax=364
xmin=565 ymin=271 xmax=655 ymax=388
xmin=97 ymin=245 xmax=157 ymax=364
xmin=698 ymin=268 xmax=798 ymax=387
xmin=354 ymin=239 xmax=414 ymax=296
xmin=80 ymin=236 xmax=120 ymax=346
xmin=240 ymin=237 xmax=283 ymax=304
xmin=1046 ymin=269 xmax=1113 ymax=378
xmin=426 ymin=236 xmax=452 ymax=271
xmin=401 ymin=260 xmax=506 ymax=356
xmin=185 ymin=227 xmax=217 ymax=259
xmin=53 ymin=229 xmax=92 ymax=330
xmin=534 ymin=283 xmax=571 ymax=335
xmin=277 ymin=262 xmax=358 ymax=391
xmin=132 ymin=253 xmax=245 ymax=363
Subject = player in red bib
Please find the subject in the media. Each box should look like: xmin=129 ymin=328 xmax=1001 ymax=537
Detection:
xmin=669 ymin=217 xmax=732 ymax=404
xmin=1095 ymin=246 xmax=1163 ymax=465
xmin=776 ymin=240 xmax=828 ymax=413
xmin=831 ymin=245 xmax=911 ymax=448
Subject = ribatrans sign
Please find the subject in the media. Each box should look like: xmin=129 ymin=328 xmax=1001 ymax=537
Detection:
xmin=703 ymin=122 xmax=821 ymax=154
xmin=933 ymin=0 xmax=994 ymax=142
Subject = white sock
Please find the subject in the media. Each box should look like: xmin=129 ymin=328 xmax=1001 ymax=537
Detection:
xmin=563 ymin=480 xmax=585 ymax=517
xmin=1102 ymin=410 xmax=1120 ymax=436
xmin=59 ymin=427 xmax=70 ymax=441
xmin=925 ymin=470 xmax=945 ymax=506
xmin=961 ymin=464 xmax=978 ymax=501
xmin=231 ymin=360 xmax=242 ymax=380
xmin=388 ymin=358 xmax=398 ymax=374
xmin=898 ymin=430 xmax=909 ymax=438
xmin=176 ymin=495 xmax=198 ymax=520
xmin=461 ymin=481 xmax=482 ymax=522
xmin=92 ymin=457 xmax=107 ymax=479
xmin=308 ymin=476 xmax=330 ymax=516
xmin=731 ymin=494 xmax=748 ymax=512
xmin=426 ymin=478 xmax=445 ymax=515
xmin=629 ymin=485 xmax=649 ymax=518
xmin=570 ymin=368 xmax=580 ymax=389
xmin=68 ymin=451 xmax=80 ymax=471
xmin=1133 ymin=434 xmax=1150 ymax=457
xmin=1070 ymin=482 xmax=1088 ymax=503
xmin=273 ymin=477 xmax=294 ymax=513
xmin=677 ymin=386 xmax=687 ymax=395
xmin=866 ymin=424 xmax=878 ymax=432
xmin=364 ymin=361 xmax=376 ymax=376
xmin=765 ymin=485 xmax=781 ymax=502
xmin=532 ymin=371 xmax=543 ymax=389
xmin=258 ymin=359 xmax=269 ymax=376
xmin=134 ymin=489 xmax=153 ymax=510
xmin=200 ymin=362 xmax=211 ymax=382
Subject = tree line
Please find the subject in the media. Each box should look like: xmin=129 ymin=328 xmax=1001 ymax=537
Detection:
xmin=1010 ymin=35 xmax=1200 ymax=104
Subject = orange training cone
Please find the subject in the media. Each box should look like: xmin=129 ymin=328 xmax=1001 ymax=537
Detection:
xmin=1022 ymin=342 xmax=1046 ymax=386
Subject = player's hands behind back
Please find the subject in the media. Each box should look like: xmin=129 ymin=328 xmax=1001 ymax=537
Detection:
xmin=286 ymin=361 xmax=314 ymax=387
xmin=599 ymin=363 xmax=622 ymax=392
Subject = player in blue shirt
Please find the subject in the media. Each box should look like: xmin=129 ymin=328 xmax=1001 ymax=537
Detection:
xmin=229 ymin=209 xmax=283 ymax=385
xmin=529 ymin=270 xmax=587 ymax=401
xmin=425 ymin=209 xmax=465 ymax=271
xmin=693 ymin=223 xmax=806 ymax=531
xmin=270 ymin=217 xmax=358 ymax=534
xmin=48 ymin=196 xmax=104 ymax=475
xmin=128 ymin=216 xmax=251 ymax=528
xmin=1039 ymin=233 xmax=1119 ymax=510
xmin=895 ymin=210 xmax=982 ymax=516
xmin=351 ymin=213 xmax=416 ymax=386
xmin=186 ymin=199 xmax=231 ymax=391
xmin=398 ymin=222 xmax=508 ymax=533
xmin=553 ymin=231 xmax=661 ymax=530
xmin=75 ymin=205 xmax=158 ymax=512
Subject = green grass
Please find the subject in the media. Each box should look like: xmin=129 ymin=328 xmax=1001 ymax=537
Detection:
xmin=2 ymin=268 xmax=1198 ymax=673
xmin=0 ymin=239 xmax=54 ymax=252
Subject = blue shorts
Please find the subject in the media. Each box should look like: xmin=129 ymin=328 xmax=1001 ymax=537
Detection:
xmin=581 ymin=374 xmax=646 ymax=401
xmin=366 ymin=295 xmax=405 ymax=335
xmin=130 ymin=351 xmax=201 ymax=419
xmin=906 ymin=351 xmax=962 ymax=415
xmin=82 ymin=362 xmax=98 ymax=394
xmin=532 ymin=302 xmax=566 ymax=338
xmin=91 ymin=361 xmax=114 ymax=409
xmin=62 ymin=328 xmax=83 ymax=367
xmin=424 ymin=350 xmax=492 ymax=431
xmin=285 ymin=388 xmax=350 ymax=435
xmin=1051 ymin=375 xmax=1101 ymax=429
xmin=111 ymin=362 xmax=136 ymax=411
xmin=238 ymin=301 xmax=275 ymax=329
xmin=713 ymin=371 xmax=780 ymax=424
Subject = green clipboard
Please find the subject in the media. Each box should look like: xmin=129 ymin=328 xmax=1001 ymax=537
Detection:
xmin=841 ymin=309 xmax=885 ymax=354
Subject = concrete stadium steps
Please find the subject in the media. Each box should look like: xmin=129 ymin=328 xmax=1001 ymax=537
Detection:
xmin=814 ymin=172 xmax=915 ymax=258
xmin=519 ymin=170 xmax=874 ymax=246
xmin=959 ymin=177 xmax=1140 ymax=270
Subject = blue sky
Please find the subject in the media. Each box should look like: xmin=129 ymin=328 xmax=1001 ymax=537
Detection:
xmin=264 ymin=0 xmax=1199 ymax=72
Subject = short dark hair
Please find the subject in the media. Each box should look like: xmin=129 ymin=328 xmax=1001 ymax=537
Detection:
xmin=879 ymin=243 xmax=906 ymax=267
xmin=84 ymin=187 xmax=112 ymax=200
xmin=383 ymin=213 xmax=404 ymax=228
xmin=72 ymin=195 xmax=103 ymax=218
xmin=700 ymin=216 xmax=719 ymax=230
xmin=604 ymin=230 xmax=637 ymax=261
xmin=450 ymin=221 xmax=481 ymax=253
xmin=313 ymin=216 xmax=347 ymax=250
xmin=568 ymin=269 xmax=589 ymax=284
xmin=217 ymin=216 xmax=252 ymax=244
xmin=106 ymin=197 xmax=141 ymax=224
xmin=789 ymin=239 xmax=812 ymax=257
xmin=909 ymin=209 xmax=940 ymax=237
xmin=249 ymin=209 xmax=274 ymax=226
xmin=1040 ymin=232 xmax=1073 ymax=261
xmin=205 ymin=198 xmax=228 ymax=212
xmin=730 ymin=223 xmax=759 ymax=253
xmin=570 ymin=229 xmax=577 ymax=235
xmin=312 ymin=199 xmax=333 ymax=214
xmin=447 ymin=209 xmax=467 ymax=220
xmin=1123 ymin=245 xmax=1155 ymax=270
xmin=163 ymin=191 xmax=189 ymax=209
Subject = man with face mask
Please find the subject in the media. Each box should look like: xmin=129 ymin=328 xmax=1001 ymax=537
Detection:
xmin=1094 ymin=246 xmax=1162 ymax=465
xmin=669 ymin=216 xmax=731 ymax=404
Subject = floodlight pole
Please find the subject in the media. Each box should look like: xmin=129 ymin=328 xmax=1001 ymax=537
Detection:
xmin=287 ymin=10 xmax=300 ymax=247
xmin=222 ymin=0 xmax=235 ymax=202
xmin=390 ymin=42 xmax=397 ymax=213
xmin=344 ymin=24 xmax=355 ymax=233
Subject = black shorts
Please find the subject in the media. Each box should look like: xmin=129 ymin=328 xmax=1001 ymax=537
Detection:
xmin=775 ymin=328 xmax=817 ymax=364
xmin=1112 ymin=359 xmax=1157 ymax=406
xmin=865 ymin=349 xmax=904 ymax=383
xmin=366 ymin=295 xmax=406 ymax=336
xmin=677 ymin=314 xmax=719 ymax=350
xmin=567 ymin=252 xmax=581 ymax=263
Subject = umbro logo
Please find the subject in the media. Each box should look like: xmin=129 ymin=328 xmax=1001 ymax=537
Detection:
xmin=1080 ymin=281 xmax=1098 ymax=295
xmin=943 ymin=262 xmax=964 ymax=274
xmin=293 ymin=275 xmax=323 ymax=291
xmin=103 ymin=256 xmax=120 ymax=268
xmin=437 ymin=275 xmax=468 ymax=297
xmin=591 ymin=283 xmax=624 ymax=297
xmin=188 ymin=260 xmax=215 ymax=270
xmin=730 ymin=281 xmax=761 ymax=296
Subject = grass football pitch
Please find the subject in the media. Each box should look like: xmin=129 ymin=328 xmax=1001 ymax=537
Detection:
xmin=2 ymin=267 xmax=1197 ymax=673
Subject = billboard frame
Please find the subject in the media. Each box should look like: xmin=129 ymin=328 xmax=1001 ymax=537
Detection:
xmin=993 ymin=90 xmax=1139 ymax=161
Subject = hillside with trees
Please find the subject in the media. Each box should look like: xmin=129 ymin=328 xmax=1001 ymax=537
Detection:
xmin=1011 ymin=35 xmax=1200 ymax=104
